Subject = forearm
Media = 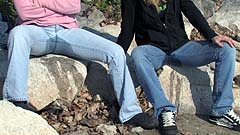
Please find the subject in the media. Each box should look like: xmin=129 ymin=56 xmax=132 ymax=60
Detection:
xmin=34 ymin=0 xmax=81 ymax=15
xmin=14 ymin=0 xmax=56 ymax=21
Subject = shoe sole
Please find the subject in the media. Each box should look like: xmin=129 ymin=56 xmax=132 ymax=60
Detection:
xmin=209 ymin=118 xmax=233 ymax=129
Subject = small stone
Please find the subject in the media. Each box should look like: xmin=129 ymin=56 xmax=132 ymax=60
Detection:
xmin=93 ymin=94 xmax=102 ymax=102
xmin=52 ymin=123 xmax=61 ymax=130
xmin=96 ymin=124 xmax=117 ymax=135
xmin=131 ymin=127 xmax=144 ymax=133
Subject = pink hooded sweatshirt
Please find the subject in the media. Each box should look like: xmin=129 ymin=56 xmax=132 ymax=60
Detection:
xmin=14 ymin=0 xmax=81 ymax=28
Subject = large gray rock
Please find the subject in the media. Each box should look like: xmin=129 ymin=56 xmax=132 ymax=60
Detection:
xmin=208 ymin=0 xmax=240 ymax=37
xmin=28 ymin=55 xmax=87 ymax=110
xmin=183 ymin=0 xmax=215 ymax=38
xmin=0 ymin=52 xmax=87 ymax=110
xmin=192 ymin=0 xmax=215 ymax=18
xmin=0 ymin=100 xmax=59 ymax=135
xmin=77 ymin=3 xmax=106 ymax=30
xmin=158 ymin=65 xmax=240 ymax=115
xmin=157 ymin=66 xmax=213 ymax=115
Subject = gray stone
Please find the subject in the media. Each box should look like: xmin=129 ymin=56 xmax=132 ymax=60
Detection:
xmin=158 ymin=66 xmax=213 ymax=115
xmin=208 ymin=0 xmax=240 ymax=31
xmin=96 ymin=124 xmax=117 ymax=135
xmin=0 ymin=52 xmax=87 ymax=110
xmin=77 ymin=3 xmax=105 ymax=30
xmin=183 ymin=16 xmax=194 ymax=38
xmin=84 ymin=62 xmax=116 ymax=103
xmin=192 ymin=0 xmax=215 ymax=18
xmin=158 ymin=65 xmax=240 ymax=115
xmin=28 ymin=55 xmax=87 ymax=110
xmin=131 ymin=127 xmax=144 ymax=133
xmin=0 ymin=100 xmax=59 ymax=135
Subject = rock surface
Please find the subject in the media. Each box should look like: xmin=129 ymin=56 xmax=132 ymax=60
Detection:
xmin=158 ymin=65 xmax=240 ymax=115
xmin=0 ymin=100 xmax=59 ymax=135
xmin=0 ymin=52 xmax=87 ymax=110
xmin=29 ymin=55 xmax=87 ymax=110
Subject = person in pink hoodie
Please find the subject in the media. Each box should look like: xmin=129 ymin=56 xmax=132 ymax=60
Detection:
xmin=2 ymin=0 xmax=158 ymax=129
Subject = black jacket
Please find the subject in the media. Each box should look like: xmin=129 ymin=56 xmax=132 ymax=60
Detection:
xmin=117 ymin=0 xmax=217 ymax=54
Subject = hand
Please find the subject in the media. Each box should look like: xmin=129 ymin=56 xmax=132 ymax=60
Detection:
xmin=212 ymin=35 xmax=239 ymax=48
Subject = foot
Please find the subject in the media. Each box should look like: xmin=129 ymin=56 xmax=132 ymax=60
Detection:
xmin=11 ymin=101 xmax=37 ymax=112
xmin=209 ymin=109 xmax=240 ymax=131
xmin=124 ymin=113 xmax=159 ymax=129
xmin=158 ymin=110 xmax=177 ymax=135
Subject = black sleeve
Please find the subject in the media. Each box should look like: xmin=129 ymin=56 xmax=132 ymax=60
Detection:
xmin=117 ymin=0 xmax=136 ymax=53
xmin=180 ymin=0 xmax=217 ymax=41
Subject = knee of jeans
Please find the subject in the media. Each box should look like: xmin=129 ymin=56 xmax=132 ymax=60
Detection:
xmin=131 ymin=47 xmax=149 ymax=67
xmin=219 ymin=43 xmax=236 ymax=60
xmin=132 ymin=47 xmax=144 ymax=59
xmin=110 ymin=44 xmax=126 ymax=64
xmin=8 ymin=26 xmax=30 ymax=48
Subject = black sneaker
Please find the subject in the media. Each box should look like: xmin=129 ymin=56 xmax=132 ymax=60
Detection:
xmin=11 ymin=101 xmax=37 ymax=112
xmin=124 ymin=113 xmax=159 ymax=129
xmin=209 ymin=109 xmax=240 ymax=131
xmin=158 ymin=110 xmax=177 ymax=135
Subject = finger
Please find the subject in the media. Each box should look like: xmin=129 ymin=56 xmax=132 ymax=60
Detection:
xmin=216 ymin=41 xmax=224 ymax=47
xmin=232 ymin=40 xmax=239 ymax=46
xmin=228 ymin=39 xmax=235 ymax=47
xmin=229 ymin=38 xmax=239 ymax=47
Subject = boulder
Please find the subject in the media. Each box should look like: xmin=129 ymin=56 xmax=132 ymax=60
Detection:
xmin=192 ymin=0 xmax=215 ymax=18
xmin=158 ymin=65 xmax=240 ymax=115
xmin=77 ymin=3 xmax=106 ymax=30
xmin=0 ymin=52 xmax=87 ymax=110
xmin=0 ymin=100 xmax=59 ymax=135
xmin=208 ymin=0 xmax=240 ymax=39
xmin=28 ymin=55 xmax=87 ymax=110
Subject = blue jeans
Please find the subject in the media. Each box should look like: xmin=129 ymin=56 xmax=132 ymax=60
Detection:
xmin=3 ymin=25 xmax=142 ymax=122
xmin=131 ymin=41 xmax=236 ymax=117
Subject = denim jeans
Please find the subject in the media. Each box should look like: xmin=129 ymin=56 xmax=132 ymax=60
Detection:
xmin=131 ymin=40 xmax=236 ymax=117
xmin=3 ymin=24 xmax=142 ymax=123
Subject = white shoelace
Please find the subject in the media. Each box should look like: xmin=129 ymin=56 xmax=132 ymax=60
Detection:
xmin=227 ymin=109 xmax=240 ymax=124
xmin=162 ymin=111 xmax=176 ymax=127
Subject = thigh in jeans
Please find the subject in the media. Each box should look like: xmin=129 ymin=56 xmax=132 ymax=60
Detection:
xmin=54 ymin=28 xmax=124 ymax=63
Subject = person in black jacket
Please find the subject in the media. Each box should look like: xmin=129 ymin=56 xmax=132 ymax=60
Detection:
xmin=117 ymin=0 xmax=239 ymax=134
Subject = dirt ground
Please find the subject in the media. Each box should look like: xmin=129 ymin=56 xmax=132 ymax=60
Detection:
xmin=42 ymin=62 xmax=240 ymax=135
